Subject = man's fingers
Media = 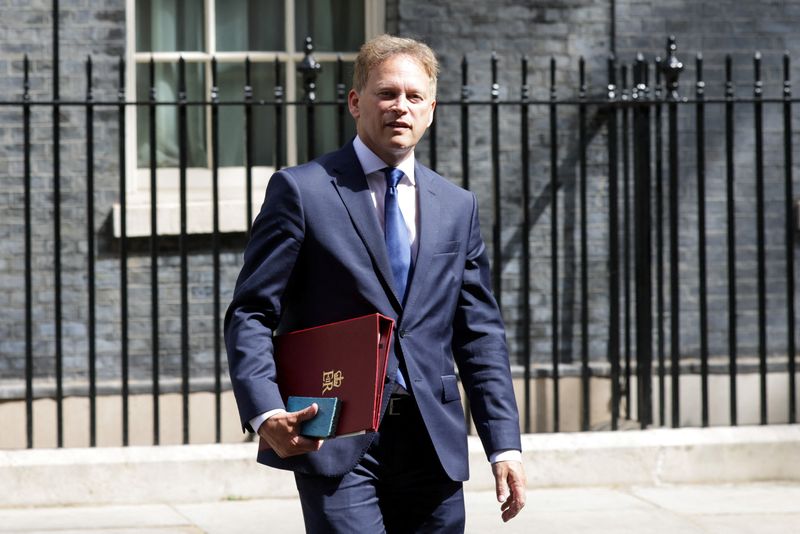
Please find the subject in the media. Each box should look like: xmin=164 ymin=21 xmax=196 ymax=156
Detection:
xmin=492 ymin=462 xmax=510 ymax=502
xmin=495 ymin=471 xmax=509 ymax=503
xmin=492 ymin=460 xmax=527 ymax=522
xmin=259 ymin=407 xmax=323 ymax=458
xmin=293 ymin=403 xmax=319 ymax=422
xmin=500 ymin=490 xmax=524 ymax=522
xmin=501 ymin=478 xmax=526 ymax=521
xmin=274 ymin=436 xmax=323 ymax=458
xmin=289 ymin=435 xmax=324 ymax=453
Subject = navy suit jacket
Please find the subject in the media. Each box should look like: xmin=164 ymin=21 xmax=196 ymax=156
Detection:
xmin=224 ymin=141 xmax=521 ymax=481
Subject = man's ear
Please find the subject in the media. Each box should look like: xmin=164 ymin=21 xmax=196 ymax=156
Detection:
xmin=426 ymin=100 xmax=437 ymax=127
xmin=348 ymin=89 xmax=360 ymax=119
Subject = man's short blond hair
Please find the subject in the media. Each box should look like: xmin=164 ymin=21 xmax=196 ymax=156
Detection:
xmin=352 ymin=34 xmax=439 ymax=98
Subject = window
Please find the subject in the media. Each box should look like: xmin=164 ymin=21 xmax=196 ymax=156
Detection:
xmin=116 ymin=0 xmax=384 ymax=236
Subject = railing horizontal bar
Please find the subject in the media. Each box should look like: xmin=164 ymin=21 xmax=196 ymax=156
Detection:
xmin=5 ymin=97 xmax=800 ymax=107
xmin=132 ymin=51 xmax=357 ymax=63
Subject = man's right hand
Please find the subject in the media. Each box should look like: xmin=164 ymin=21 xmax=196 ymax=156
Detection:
xmin=257 ymin=403 xmax=324 ymax=458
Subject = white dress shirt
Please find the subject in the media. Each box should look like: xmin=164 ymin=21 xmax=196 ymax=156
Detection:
xmin=353 ymin=135 xmax=420 ymax=261
xmin=249 ymin=136 xmax=520 ymax=465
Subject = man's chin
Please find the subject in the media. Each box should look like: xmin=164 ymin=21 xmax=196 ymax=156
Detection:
xmin=385 ymin=135 xmax=416 ymax=152
xmin=387 ymin=144 xmax=415 ymax=158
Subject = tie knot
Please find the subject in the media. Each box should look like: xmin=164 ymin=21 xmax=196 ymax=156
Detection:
xmin=382 ymin=167 xmax=404 ymax=189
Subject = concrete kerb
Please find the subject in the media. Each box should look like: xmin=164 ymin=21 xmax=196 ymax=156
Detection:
xmin=517 ymin=424 xmax=800 ymax=488
xmin=0 ymin=425 xmax=797 ymax=508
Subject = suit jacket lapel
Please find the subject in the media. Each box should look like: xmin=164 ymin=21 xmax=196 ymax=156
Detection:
xmin=404 ymin=161 xmax=440 ymax=314
xmin=329 ymin=144 xmax=404 ymax=309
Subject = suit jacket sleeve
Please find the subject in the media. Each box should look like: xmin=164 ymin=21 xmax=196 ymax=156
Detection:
xmin=451 ymin=193 xmax=522 ymax=456
xmin=224 ymin=171 xmax=304 ymax=431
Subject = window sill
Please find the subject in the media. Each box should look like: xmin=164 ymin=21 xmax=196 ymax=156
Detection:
xmin=112 ymin=167 xmax=271 ymax=237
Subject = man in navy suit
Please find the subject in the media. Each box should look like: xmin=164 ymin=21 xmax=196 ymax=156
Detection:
xmin=225 ymin=34 xmax=526 ymax=532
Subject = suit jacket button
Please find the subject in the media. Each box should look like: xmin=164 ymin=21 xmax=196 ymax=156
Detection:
xmin=399 ymin=329 xmax=407 ymax=338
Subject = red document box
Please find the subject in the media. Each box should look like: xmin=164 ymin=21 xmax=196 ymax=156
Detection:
xmin=272 ymin=313 xmax=394 ymax=436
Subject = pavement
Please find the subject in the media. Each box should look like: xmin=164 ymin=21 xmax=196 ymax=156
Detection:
xmin=2 ymin=482 xmax=800 ymax=533
xmin=2 ymin=425 xmax=799 ymax=533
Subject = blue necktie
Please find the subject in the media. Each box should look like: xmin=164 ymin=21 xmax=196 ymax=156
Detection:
xmin=383 ymin=167 xmax=412 ymax=301
xmin=383 ymin=167 xmax=411 ymax=389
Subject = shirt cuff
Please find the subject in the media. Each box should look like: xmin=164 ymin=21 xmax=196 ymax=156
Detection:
xmin=248 ymin=409 xmax=286 ymax=434
xmin=490 ymin=449 xmax=522 ymax=464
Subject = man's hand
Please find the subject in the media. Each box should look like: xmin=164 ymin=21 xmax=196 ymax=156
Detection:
xmin=492 ymin=460 xmax=526 ymax=522
xmin=257 ymin=403 xmax=324 ymax=458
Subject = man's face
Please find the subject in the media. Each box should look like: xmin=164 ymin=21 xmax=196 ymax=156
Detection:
xmin=348 ymin=54 xmax=436 ymax=166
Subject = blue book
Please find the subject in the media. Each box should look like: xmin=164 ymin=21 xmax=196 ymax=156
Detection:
xmin=287 ymin=396 xmax=342 ymax=439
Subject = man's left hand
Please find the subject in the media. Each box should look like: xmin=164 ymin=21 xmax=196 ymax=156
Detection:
xmin=492 ymin=460 xmax=526 ymax=522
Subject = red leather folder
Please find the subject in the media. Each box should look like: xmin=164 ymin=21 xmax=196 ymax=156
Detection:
xmin=270 ymin=313 xmax=394 ymax=437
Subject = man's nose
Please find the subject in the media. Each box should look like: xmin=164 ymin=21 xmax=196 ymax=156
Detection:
xmin=389 ymin=95 xmax=409 ymax=114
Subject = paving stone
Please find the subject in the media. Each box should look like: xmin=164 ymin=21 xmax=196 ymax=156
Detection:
xmin=174 ymin=499 xmax=305 ymax=534
xmin=630 ymin=482 xmax=800 ymax=515
xmin=0 ymin=504 xmax=189 ymax=533
xmin=2 ymin=483 xmax=800 ymax=534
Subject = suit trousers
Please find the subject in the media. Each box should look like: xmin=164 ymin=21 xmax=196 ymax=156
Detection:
xmin=294 ymin=396 xmax=465 ymax=533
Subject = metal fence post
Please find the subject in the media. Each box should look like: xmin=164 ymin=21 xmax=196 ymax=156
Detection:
xmin=85 ymin=55 xmax=97 ymax=447
xmin=621 ymin=63 xmax=632 ymax=420
xmin=298 ymin=36 xmax=321 ymax=160
xmin=274 ymin=57 xmax=284 ymax=170
xmin=753 ymin=51 xmax=768 ymax=425
xmin=117 ymin=56 xmax=130 ymax=447
xmin=23 ymin=55 xmax=33 ymax=449
xmin=653 ymin=55 xmax=666 ymax=427
xmin=548 ymin=56 xmax=560 ymax=431
xmin=607 ymin=55 xmax=621 ymax=431
xmin=661 ymin=36 xmax=683 ymax=427
xmin=578 ymin=56 xmax=590 ymax=431
xmin=147 ymin=56 xmax=161 ymax=446
xmin=211 ymin=57 xmax=222 ymax=443
xmin=460 ymin=56 xmax=470 ymax=191
xmin=783 ymin=52 xmax=797 ymax=424
xmin=336 ymin=55 xmax=346 ymax=147
xmin=724 ymin=54 xmax=738 ymax=426
xmin=490 ymin=52 xmax=502 ymax=311
xmin=520 ymin=55 xmax=532 ymax=434
xmin=52 ymin=0 xmax=64 ymax=449
xmin=695 ymin=52 xmax=709 ymax=427
xmin=177 ymin=57 xmax=190 ymax=445
xmin=632 ymin=54 xmax=653 ymax=428
xmin=244 ymin=56 xmax=254 ymax=233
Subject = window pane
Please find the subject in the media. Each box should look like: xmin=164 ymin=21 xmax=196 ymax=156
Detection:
xmin=216 ymin=0 xmax=285 ymax=52
xmin=295 ymin=0 xmax=364 ymax=52
xmin=297 ymin=61 xmax=356 ymax=160
xmin=136 ymin=0 xmax=205 ymax=52
xmin=136 ymin=62 xmax=207 ymax=167
xmin=216 ymin=61 xmax=284 ymax=166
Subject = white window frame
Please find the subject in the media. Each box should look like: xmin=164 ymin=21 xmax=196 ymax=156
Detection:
xmin=115 ymin=0 xmax=384 ymax=237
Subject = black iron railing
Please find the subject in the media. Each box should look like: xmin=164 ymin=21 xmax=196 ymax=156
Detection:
xmin=1 ymin=36 xmax=798 ymax=449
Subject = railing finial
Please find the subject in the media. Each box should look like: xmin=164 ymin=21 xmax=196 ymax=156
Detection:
xmin=661 ymin=35 xmax=683 ymax=100
xmin=298 ymin=36 xmax=322 ymax=103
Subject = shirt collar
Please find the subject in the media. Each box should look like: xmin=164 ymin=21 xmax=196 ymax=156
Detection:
xmin=353 ymin=135 xmax=416 ymax=185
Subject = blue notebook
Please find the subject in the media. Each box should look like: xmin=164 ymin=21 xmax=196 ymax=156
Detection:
xmin=287 ymin=396 xmax=342 ymax=439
